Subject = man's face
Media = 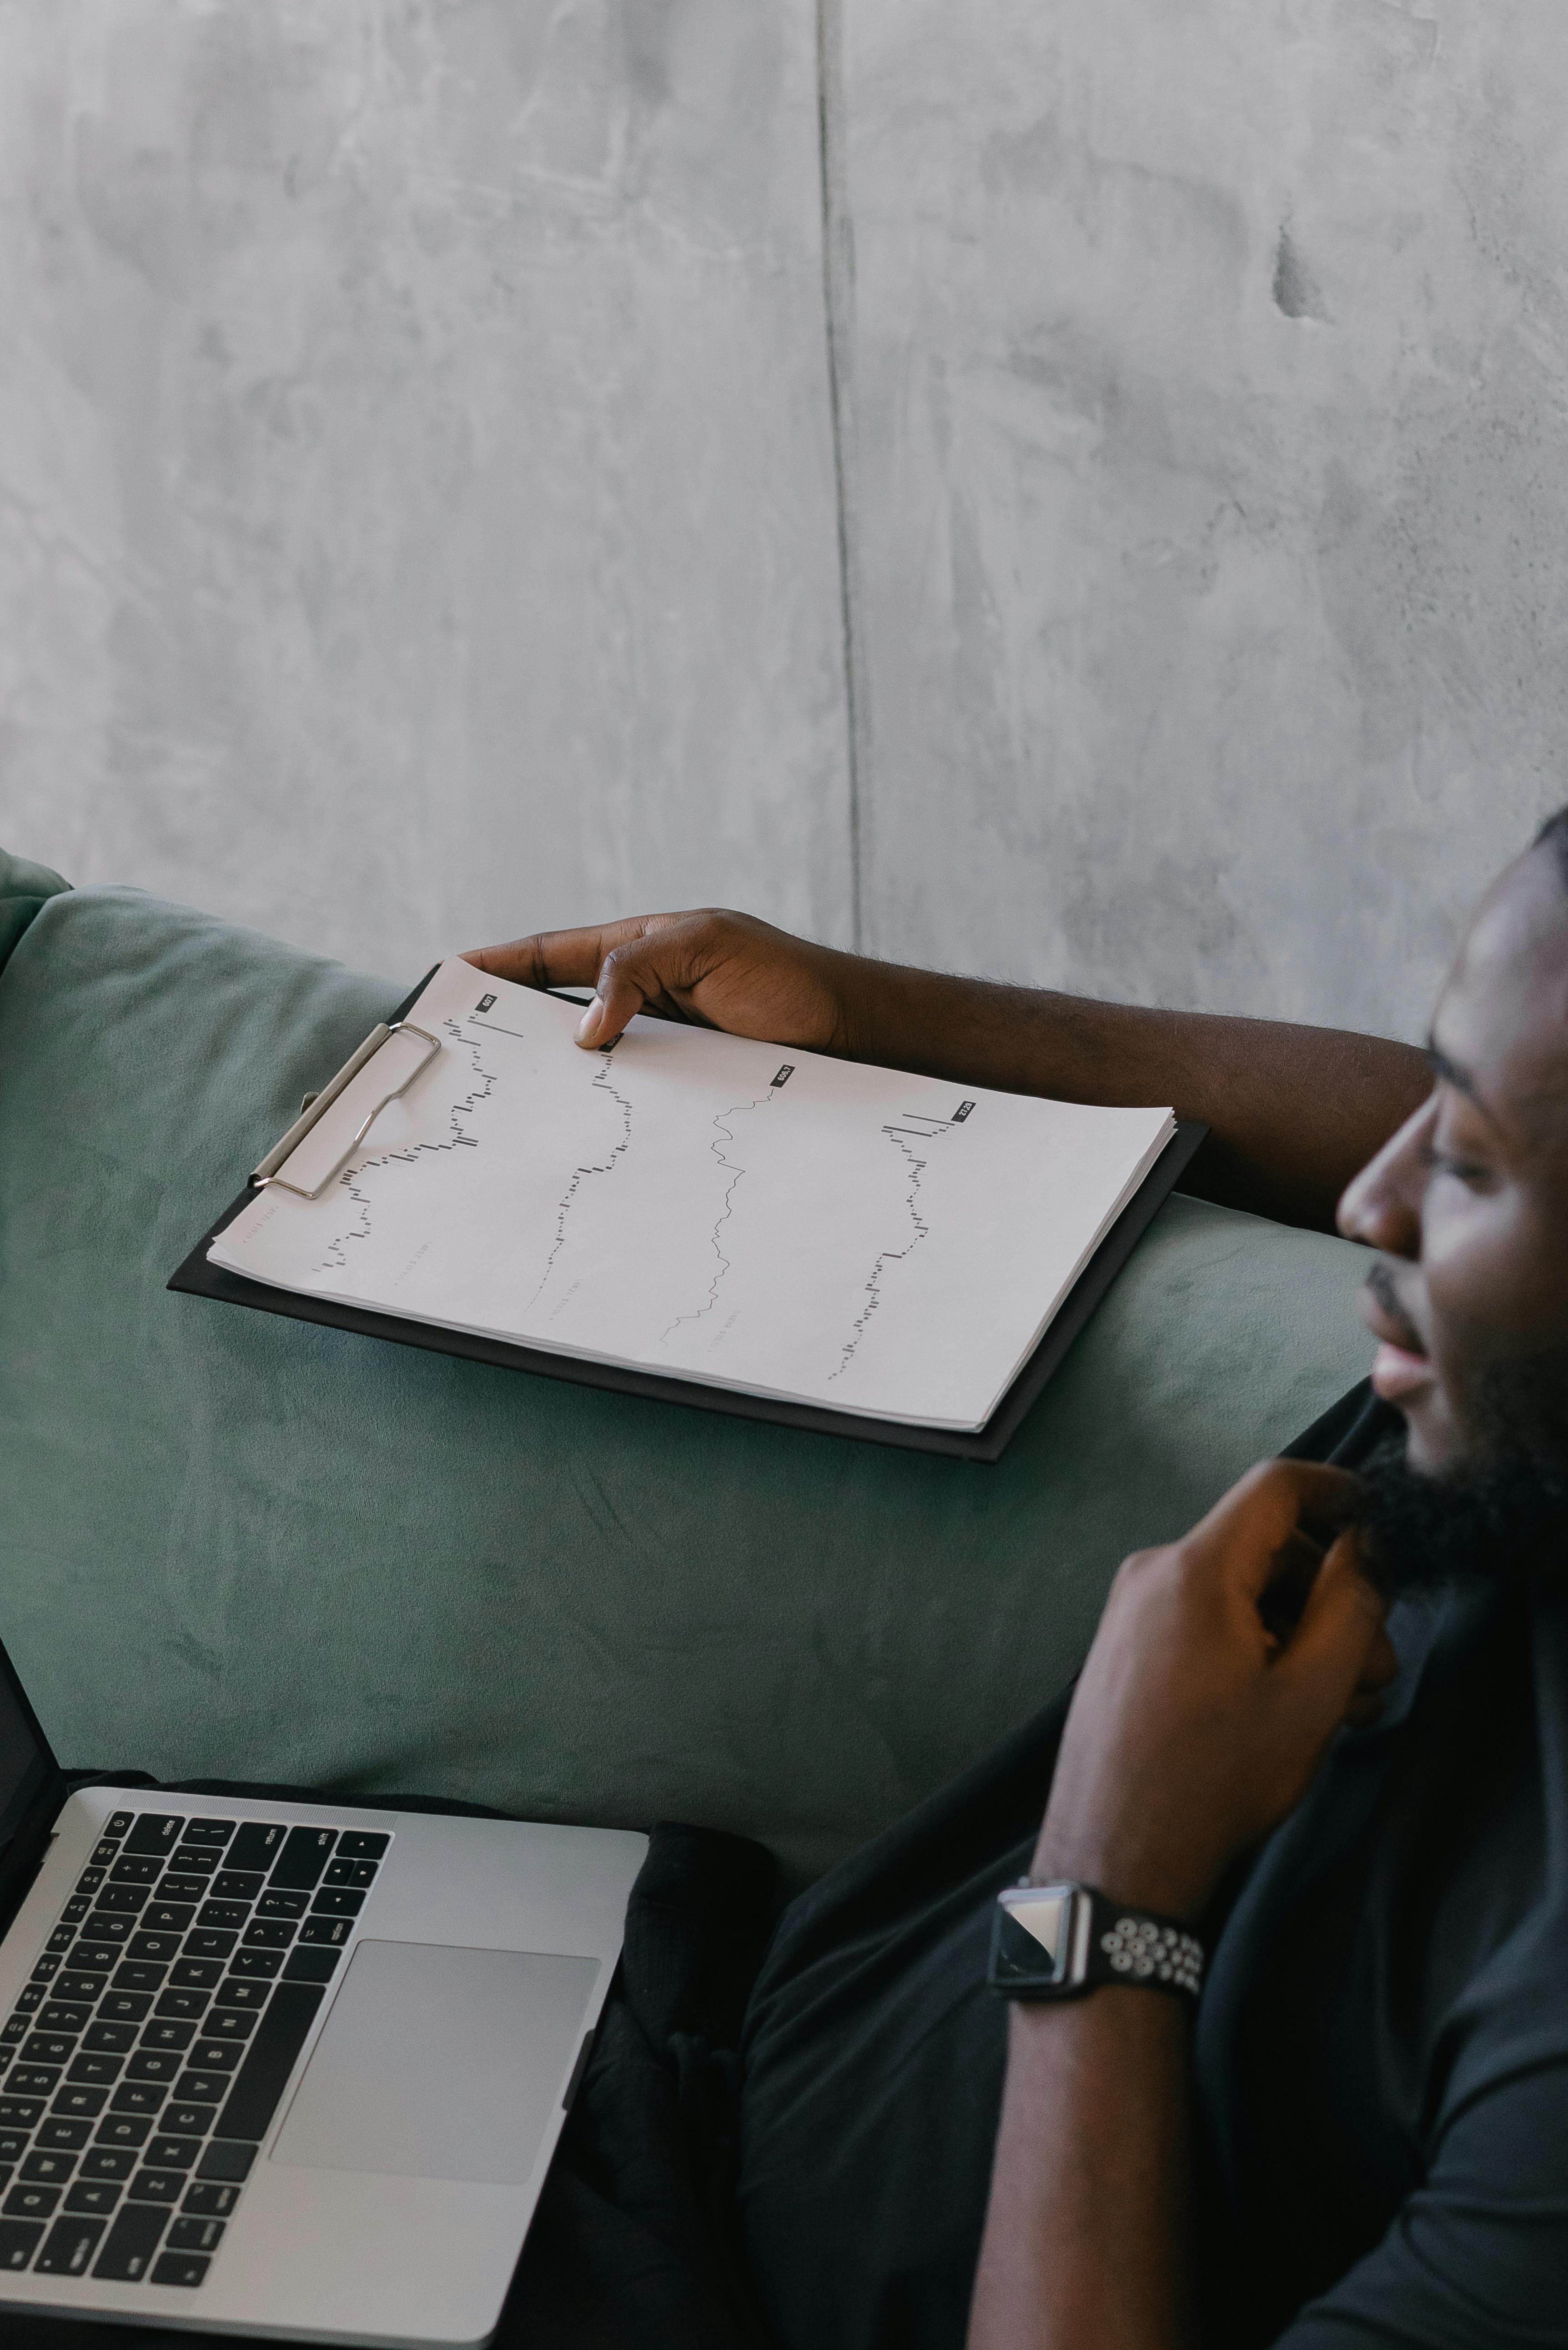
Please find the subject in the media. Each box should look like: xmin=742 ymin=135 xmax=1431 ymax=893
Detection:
xmin=1339 ymin=843 xmax=1568 ymax=1483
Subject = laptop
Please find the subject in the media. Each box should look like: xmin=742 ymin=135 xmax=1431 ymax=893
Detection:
xmin=0 ymin=1626 xmax=646 ymax=2343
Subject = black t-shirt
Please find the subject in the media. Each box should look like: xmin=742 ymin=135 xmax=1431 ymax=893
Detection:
xmin=735 ymin=1387 xmax=1568 ymax=2348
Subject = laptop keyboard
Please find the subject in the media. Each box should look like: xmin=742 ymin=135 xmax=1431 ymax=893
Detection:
xmin=0 ymin=1809 xmax=389 ymax=2291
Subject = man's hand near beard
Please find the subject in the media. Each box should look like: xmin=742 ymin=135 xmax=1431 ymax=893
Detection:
xmin=967 ymin=1460 xmax=1396 ymax=2350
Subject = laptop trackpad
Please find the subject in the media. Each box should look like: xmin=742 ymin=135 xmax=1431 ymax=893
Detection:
xmin=271 ymin=1940 xmax=598 ymax=2184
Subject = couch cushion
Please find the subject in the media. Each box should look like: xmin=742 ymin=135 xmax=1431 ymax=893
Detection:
xmin=0 ymin=848 xmax=69 ymax=979
xmin=0 ymin=879 xmax=1377 ymax=1879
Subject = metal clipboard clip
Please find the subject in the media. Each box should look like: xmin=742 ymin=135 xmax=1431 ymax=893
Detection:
xmin=251 ymin=1020 xmax=442 ymax=1199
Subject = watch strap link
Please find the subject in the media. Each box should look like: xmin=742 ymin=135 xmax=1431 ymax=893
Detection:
xmin=988 ymin=1881 xmax=1205 ymax=2004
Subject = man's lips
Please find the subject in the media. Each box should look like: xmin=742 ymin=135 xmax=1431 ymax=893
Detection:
xmin=1371 ymin=1340 xmax=1436 ymax=1403
xmin=1360 ymin=1269 xmax=1434 ymax=1404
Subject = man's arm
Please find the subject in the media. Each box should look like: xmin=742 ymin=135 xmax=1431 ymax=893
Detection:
xmin=466 ymin=911 xmax=1428 ymax=1231
xmin=967 ymin=1463 xmax=1394 ymax=2350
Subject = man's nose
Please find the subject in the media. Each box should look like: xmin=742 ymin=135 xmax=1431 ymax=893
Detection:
xmin=1335 ymin=1095 xmax=1434 ymax=1260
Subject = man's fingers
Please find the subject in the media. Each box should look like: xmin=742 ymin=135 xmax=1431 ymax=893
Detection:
xmin=462 ymin=919 xmax=652 ymax=994
xmin=1186 ymin=1458 xmax=1365 ymax=1597
xmin=1277 ymin=1531 xmax=1387 ymax=1706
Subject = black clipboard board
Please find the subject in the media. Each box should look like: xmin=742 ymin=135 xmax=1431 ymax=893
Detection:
xmin=168 ymin=974 xmax=1207 ymax=1463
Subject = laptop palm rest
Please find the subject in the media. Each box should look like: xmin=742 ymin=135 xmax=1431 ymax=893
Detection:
xmin=270 ymin=1939 xmax=598 ymax=2184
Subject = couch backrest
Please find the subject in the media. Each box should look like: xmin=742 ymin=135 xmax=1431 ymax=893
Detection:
xmin=0 ymin=875 xmax=1376 ymax=1878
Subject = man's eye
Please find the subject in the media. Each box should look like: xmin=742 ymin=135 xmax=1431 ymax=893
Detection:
xmin=1420 ymin=1141 xmax=1492 ymax=1186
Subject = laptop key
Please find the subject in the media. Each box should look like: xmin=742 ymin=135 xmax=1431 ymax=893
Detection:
xmin=75 ymin=1868 xmax=106 ymax=1894
xmin=109 ymin=1857 xmax=164 ymax=1886
xmin=323 ymin=1858 xmax=377 ymax=1887
xmin=145 ymin=2136 xmax=200 ymax=2170
xmin=35 ymin=2006 xmax=90 ymax=2035
xmin=187 ymin=2044 xmax=239 ymax=2074
xmin=184 ymin=1931 xmax=237 ymax=1963
xmin=127 ymin=1933 xmax=183 ymax=1964
xmin=89 ymin=1841 xmax=119 ymax=1869
xmin=169 ymin=1846 xmax=220 ymax=1876
xmin=0 ymin=2133 xmax=27 ymax=2163
xmin=94 ymin=2116 xmax=152 ymax=2149
xmin=83 ymin=2023 xmax=137 ymax=2054
xmin=126 ymin=2049 xmax=182 ymax=2087
xmin=4 ymin=2182 xmax=60 ymax=2218
xmin=129 ymin=2169 xmax=186 ymax=2204
xmin=80 ymin=2147 xmax=137 ymax=2179
xmin=57 ymin=1964 xmax=113 ymax=2002
xmin=216 ymin=1980 xmax=323 ymax=2142
xmin=29 ymin=1956 xmax=60 ymax=1982
xmin=156 ymin=1876 xmax=208 ymax=1903
xmin=167 ymin=2213 xmax=224 ymax=2252
xmin=37 ymin=2119 xmax=91 ymax=2150
xmin=195 ymin=2140 xmax=256 ymax=2183
xmin=269 ymin=1828 xmax=336 ymax=1891
xmin=152 ymin=2249 xmax=210 ymax=2286
xmin=226 ymin=1946 xmax=282 ymax=1983
xmin=11 ymin=1988 xmax=44 ymax=2014
xmin=112 ymin=1966 xmax=167 ymax=1999
xmin=108 ymin=2083 xmax=166 ymax=2116
xmin=181 ymin=1822 xmax=236 ymax=1848
xmin=94 ymin=1887 xmax=150 ymax=1915
xmin=227 ymin=1951 xmax=282 ymax=1982
xmin=243 ymin=1920 xmax=295 ymax=1949
xmin=0 ymin=2017 xmax=26 ymax=2044
xmin=10 ymin=2069 xmax=60 ymax=2097
xmin=60 ymin=1896 xmax=93 ymax=1923
xmin=170 ymin=1960 xmax=223 ymax=1991
xmin=161 ymin=2103 xmax=216 ymax=2137
xmin=67 ymin=2054 xmax=122 ymax=2087
xmin=104 ymin=1813 xmax=136 ymax=1839
xmin=0 ymin=2217 xmax=43 ymax=2268
xmin=22 ymin=2034 xmax=78 ymax=2064
xmin=226 ymin=1824 xmax=287 ymax=1873
xmin=282 ymin=1948 xmax=341 ymax=1985
xmin=45 ymin=1927 xmax=76 ymax=1954
xmin=196 ymin=1902 xmax=248 ymax=1932
xmin=99 ymin=1993 xmax=152 ymax=2024
xmin=35 ymin=2214 xmax=106 ymax=2275
xmin=210 ymin=1872 xmax=264 ymax=1903
xmin=0 ymin=2100 xmax=45 ymax=2129
xmin=154 ymin=1988 xmax=210 ymax=2022
xmin=182 ymin=2181 xmax=238 ymax=2217
xmin=333 ymin=1833 xmax=390 ymax=1861
xmin=123 ymin=1817 xmax=184 ymax=1858
xmin=93 ymin=2199 xmax=169 ymax=2280
xmin=202 ymin=2008 xmax=257 ymax=2041
xmin=143 ymin=1903 xmax=197 ymax=1935
xmin=65 ymin=2180 xmax=121 ymax=2215
xmin=257 ymin=1890 xmax=308 ymax=1920
xmin=141 ymin=2023 xmax=195 ymax=2057
xmin=172 ymin=2071 xmax=231 ymax=2104
xmin=209 ymin=1979 xmax=270 ymax=2011
xmin=50 ymin=2089 xmax=107 ymax=2121
xmin=311 ymin=1887 xmax=365 ymax=1918
xmin=20 ymin=2152 xmax=75 ymax=2182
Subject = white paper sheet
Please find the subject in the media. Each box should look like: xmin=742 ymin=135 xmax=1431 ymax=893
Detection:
xmin=211 ymin=960 xmax=1176 ymax=1431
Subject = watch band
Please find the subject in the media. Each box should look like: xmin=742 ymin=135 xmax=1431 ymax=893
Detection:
xmin=987 ymin=1880 xmax=1205 ymax=2004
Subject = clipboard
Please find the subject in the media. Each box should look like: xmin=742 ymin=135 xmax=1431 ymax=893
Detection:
xmin=169 ymin=974 xmax=1207 ymax=1463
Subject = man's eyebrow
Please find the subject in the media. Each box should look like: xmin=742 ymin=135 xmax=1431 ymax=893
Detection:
xmin=1424 ymin=1037 xmax=1501 ymax=1126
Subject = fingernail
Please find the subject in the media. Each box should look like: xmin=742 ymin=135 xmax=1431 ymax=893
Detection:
xmin=575 ymin=996 xmax=603 ymax=1045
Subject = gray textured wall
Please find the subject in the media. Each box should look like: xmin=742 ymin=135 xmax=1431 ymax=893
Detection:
xmin=2 ymin=1 xmax=1565 ymax=1034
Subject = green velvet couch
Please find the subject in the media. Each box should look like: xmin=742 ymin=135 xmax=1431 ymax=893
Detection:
xmin=0 ymin=850 xmax=1376 ymax=1884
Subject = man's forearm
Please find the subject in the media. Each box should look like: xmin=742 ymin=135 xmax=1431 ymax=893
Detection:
xmin=838 ymin=959 xmax=1429 ymax=1232
xmin=968 ymin=1999 xmax=1195 ymax=2350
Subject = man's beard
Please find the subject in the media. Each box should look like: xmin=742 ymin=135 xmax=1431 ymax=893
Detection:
xmin=1354 ymin=1350 xmax=1568 ymax=1598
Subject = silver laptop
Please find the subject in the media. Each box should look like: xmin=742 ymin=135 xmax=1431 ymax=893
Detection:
xmin=0 ymin=1635 xmax=646 ymax=2343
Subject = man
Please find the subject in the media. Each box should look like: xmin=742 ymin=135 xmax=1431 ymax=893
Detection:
xmin=471 ymin=817 xmax=1568 ymax=2347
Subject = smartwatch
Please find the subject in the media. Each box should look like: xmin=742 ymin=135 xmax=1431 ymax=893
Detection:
xmin=987 ymin=1880 xmax=1204 ymax=2004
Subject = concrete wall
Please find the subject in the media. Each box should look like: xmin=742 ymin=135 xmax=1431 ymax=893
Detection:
xmin=2 ymin=1 xmax=1566 ymax=1034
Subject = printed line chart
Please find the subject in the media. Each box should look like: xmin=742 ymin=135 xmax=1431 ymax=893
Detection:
xmin=213 ymin=957 xmax=1175 ymax=1431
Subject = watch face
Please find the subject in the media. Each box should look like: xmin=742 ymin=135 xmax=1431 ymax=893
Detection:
xmin=991 ymin=1886 xmax=1075 ymax=1989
